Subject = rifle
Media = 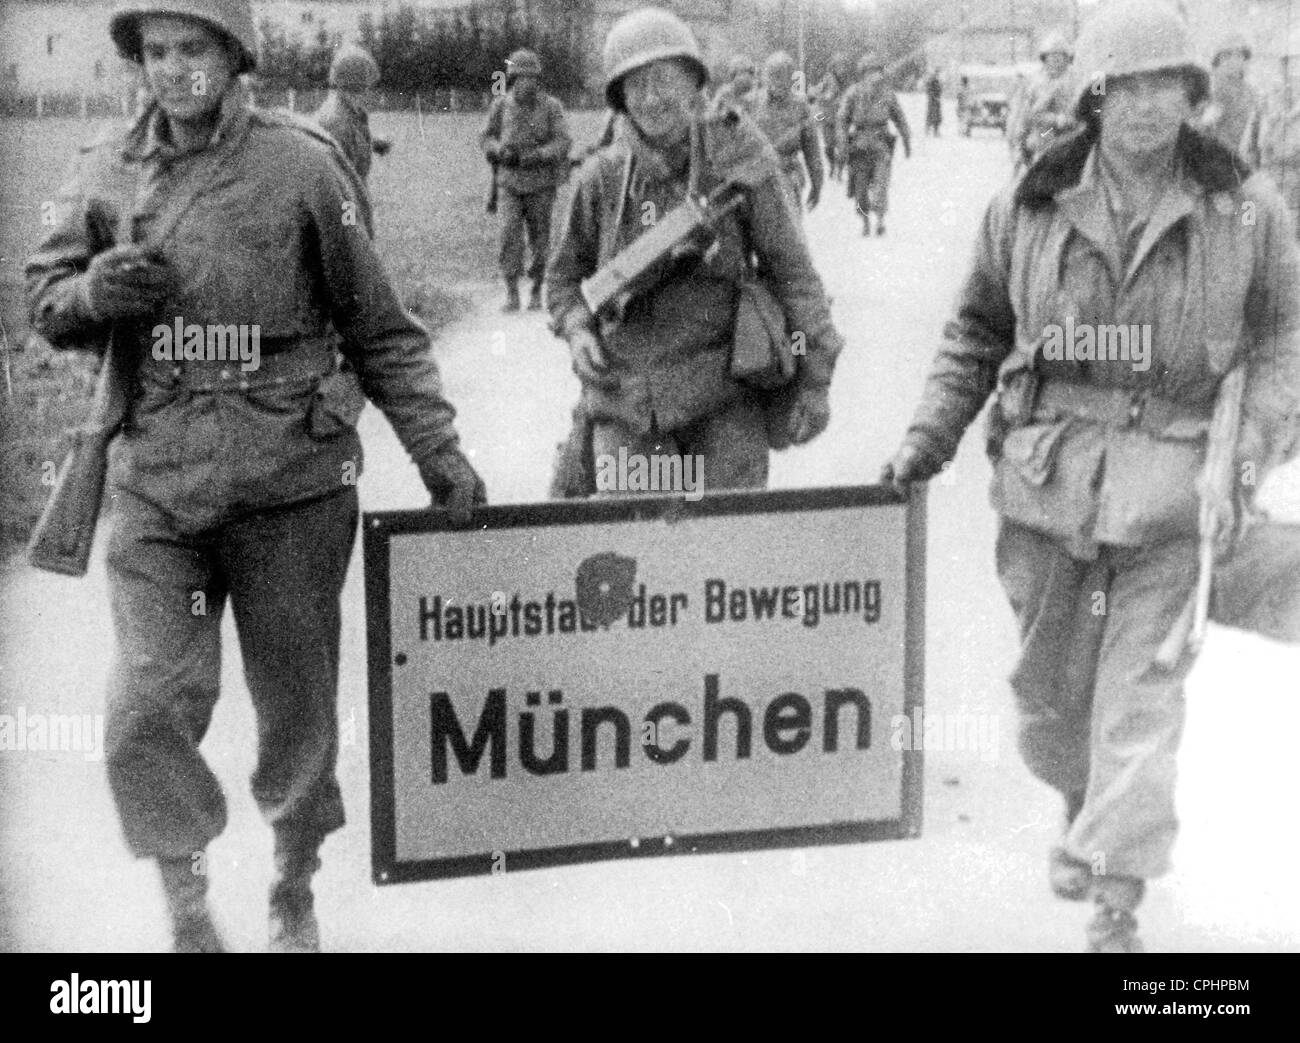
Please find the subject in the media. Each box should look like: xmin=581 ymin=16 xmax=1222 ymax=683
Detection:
xmin=27 ymin=219 xmax=149 ymax=577
xmin=1154 ymin=365 xmax=1249 ymax=670
xmin=26 ymin=326 xmax=132 ymax=577
xmin=486 ymin=158 xmax=500 ymax=215
xmin=580 ymin=183 xmax=747 ymax=319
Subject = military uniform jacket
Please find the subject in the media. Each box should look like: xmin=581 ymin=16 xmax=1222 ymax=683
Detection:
xmin=901 ymin=128 xmax=1300 ymax=558
xmin=752 ymin=90 xmax=824 ymax=190
xmin=837 ymin=81 xmax=910 ymax=155
xmin=481 ymin=91 xmax=572 ymax=195
xmin=548 ymin=106 xmax=842 ymax=434
xmin=25 ymin=85 xmax=463 ymax=530
xmin=1016 ymin=72 xmax=1078 ymax=159
xmin=314 ymin=89 xmax=375 ymax=180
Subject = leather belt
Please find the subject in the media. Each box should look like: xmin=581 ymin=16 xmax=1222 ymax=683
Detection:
xmin=1033 ymin=380 xmax=1211 ymax=438
xmin=139 ymin=337 xmax=338 ymax=393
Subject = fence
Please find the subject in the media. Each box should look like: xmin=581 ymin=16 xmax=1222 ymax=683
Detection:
xmin=0 ymin=85 xmax=605 ymax=119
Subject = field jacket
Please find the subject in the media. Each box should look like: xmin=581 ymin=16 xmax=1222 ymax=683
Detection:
xmin=837 ymin=81 xmax=910 ymax=156
xmin=901 ymin=126 xmax=1300 ymax=558
xmin=481 ymin=91 xmax=572 ymax=195
xmin=752 ymin=90 xmax=824 ymax=198
xmin=314 ymin=89 xmax=375 ymax=180
xmin=25 ymin=84 xmax=463 ymax=530
xmin=547 ymin=104 xmax=842 ymax=434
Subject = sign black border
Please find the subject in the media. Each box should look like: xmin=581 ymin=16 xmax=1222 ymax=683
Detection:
xmin=363 ymin=484 xmax=926 ymax=884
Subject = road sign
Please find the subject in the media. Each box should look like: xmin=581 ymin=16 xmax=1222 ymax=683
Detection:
xmin=364 ymin=485 xmax=925 ymax=883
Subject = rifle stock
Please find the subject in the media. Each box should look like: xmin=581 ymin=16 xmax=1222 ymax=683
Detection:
xmin=26 ymin=334 xmax=130 ymax=577
xmin=1153 ymin=366 xmax=1248 ymax=670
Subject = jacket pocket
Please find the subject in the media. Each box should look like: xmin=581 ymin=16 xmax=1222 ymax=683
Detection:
xmin=1000 ymin=420 xmax=1069 ymax=486
xmin=307 ymin=369 xmax=366 ymax=439
xmin=990 ymin=420 xmax=1103 ymax=550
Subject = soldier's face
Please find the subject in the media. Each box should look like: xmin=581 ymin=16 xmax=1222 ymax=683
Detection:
xmin=139 ymin=16 xmax=237 ymax=125
xmin=1214 ymin=51 xmax=1247 ymax=80
xmin=623 ymin=59 xmax=698 ymax=146
xmin=513 ymin=74 xmax=539 ymax=102
xmin=767 ymin=70 xmax=792 ymax=100
xmin=1044 ymin=53 xmax=1070 ymax=78
xmin=1100 ymin=71 xmax=1194 ymax=158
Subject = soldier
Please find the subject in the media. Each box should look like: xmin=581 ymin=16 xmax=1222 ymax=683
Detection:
xmin=924 ymin=69 xmax=943 ymax=136
xmin=1250 ymin=49 xmax=1300 ymax=232
xmin=24 ymin=0 xmax=486 ymax=952
xmin=837 ymin=53 xmax=911 ymax=236
xmin=881 ymin=0 xmax=1300 ymax=953
xmin=1197 ymin=32 xmax=1260 ymax=163
xmin=313 ymin=43 xmax=392 ymax=184
xmin=480 ymin=48 xmax=572 ymax=312
xmin=811 ymin=53 xmax=854 ymax=179
xmin=752 ymin=50 xmax=824 ymax=213
xmin=548 ymin=7 xmax=844 ymax=497
xmin=1013 ymin=31 xmax=1080 ymax=170
xmin=712 ymin=54 xmax=758 ymax=116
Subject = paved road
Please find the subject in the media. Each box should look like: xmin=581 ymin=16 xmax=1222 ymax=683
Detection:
xmin=2 ymin=98 xmax=1298 ymax=951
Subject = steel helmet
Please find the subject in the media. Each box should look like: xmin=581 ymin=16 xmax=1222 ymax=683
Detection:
xmin=857 ymin=52 xmax=884 ymax=76
xmin=329 ymin=45 xmax=380 ymax=91
xmin=764 ymin=50 xmax=795 ymax=84
xmin=505 ymin=48 xmax=543 ymax=85
xmin=1073 ymin=0 xmax=1210 ymax=120
xmin=1211 ymin=31 xmax=1252 ymax=66
xmin=110 ymin=0 xmax=257 ymax=73
xmin=727 ymin=54 xmax=757 ymax=79
xmin=602 ymin=8 xmax=708 ymax=111
xmin=1038 ymin=30 xmax=1074 ymax=61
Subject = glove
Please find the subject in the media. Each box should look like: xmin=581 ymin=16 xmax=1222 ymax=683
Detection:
xmin=806 ymin=182 xmax=821 ymax=210
xmin=880 ymin=443 xmax=943 ymax=495
xmin=82 ymin=245 xmax=173 ymax=321
xmin=422 ymin=446 xmax=488 ymax=516
xmin=373 ymin=138 xmax=392 ymax=157
xmin=903 ymin=143 xmax=912 ymax=159
xmin=785 ymin=386 xmax=831 ymax=446
xmin=498 ymin=144 xmax=522 ymax=168
xmin=569 ymin=328 xmax=619 ymax=390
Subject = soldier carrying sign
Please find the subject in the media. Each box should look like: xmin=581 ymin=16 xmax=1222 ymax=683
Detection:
xmin=24 ymin=0 xmax=486 ymax=954
xmin=882 ymin=0 xmax=1300 ymax=954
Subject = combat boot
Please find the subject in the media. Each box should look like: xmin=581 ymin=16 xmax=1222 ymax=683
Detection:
xmin=1049 ymin=790 xmax=1090 ymax=901
xmin=158 ymin=854 xmax=225 ymax=954
xmin=1086 ymin=874 xmax=1145 ymax=953
xmin=269 ymin=831 xmax=323 ymax=953
xmin=502 ymin=280 xmax=521 ymax=313
xmin=528 ymin=278 xmax=544 ymax=311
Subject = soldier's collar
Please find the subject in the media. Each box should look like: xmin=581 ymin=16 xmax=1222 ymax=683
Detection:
xmin=1016 ymin=123 xmax=1251 ymax=208
xmin=123 ymin=81 xmax=251 ymax=162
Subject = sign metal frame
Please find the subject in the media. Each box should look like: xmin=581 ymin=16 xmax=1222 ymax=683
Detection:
xmin=364 ymin=485 xmax=925 ymax=884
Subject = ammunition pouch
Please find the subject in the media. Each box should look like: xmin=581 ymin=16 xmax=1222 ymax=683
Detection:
xmin=989 ymin=377 xmax=1213 ymax=551
xmin=730 ymin=277 xmax=795 ymax=391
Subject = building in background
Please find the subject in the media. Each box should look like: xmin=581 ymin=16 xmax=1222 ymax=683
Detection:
xmin=0 ymin=0 xmax=735 ymax=98
xmin=925 ymin=0 xmax=1083 ymax=70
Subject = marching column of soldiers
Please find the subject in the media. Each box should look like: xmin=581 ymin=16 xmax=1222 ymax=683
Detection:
xmin=18 ymin=0 xmax=1300 ymax=955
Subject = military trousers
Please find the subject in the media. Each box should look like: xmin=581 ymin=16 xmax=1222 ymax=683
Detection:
xmin=994 ymin=519 xmax=1199 ymax=879
xmin=848 ymin=142 xmax=894 ymax=218
xmin=104 ymin=485 xmax=357 ymax=860
xmin=591 ymin=397 xmax=770 ymax=495
xmin=499 ymin=187 xmax=555 ymax=284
